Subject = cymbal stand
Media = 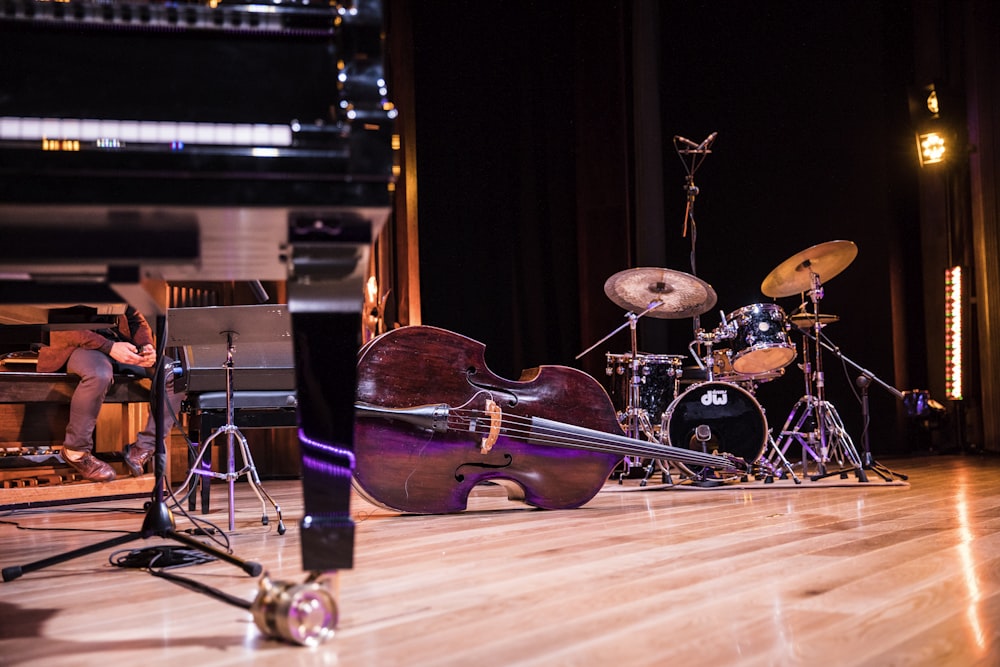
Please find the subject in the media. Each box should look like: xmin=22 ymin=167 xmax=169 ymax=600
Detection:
xmin=577 ymin=302 xmax=665 ymax=483
xmin=179 ymin=331 xmax=285 ymax=533
xmin=771 ymin=274 xmax=866 ymax=481
xmin=803 ymin=328 xmax=909 ymax=482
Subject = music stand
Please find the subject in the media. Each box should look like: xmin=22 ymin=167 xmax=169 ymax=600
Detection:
xmin=167 ymin=305 xmax=288 ymax=533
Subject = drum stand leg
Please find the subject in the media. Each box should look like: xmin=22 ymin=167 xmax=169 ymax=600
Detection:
xmin=772 ymin=396 xmax=865 ymax=482
xmin=809 ymin=400 xmax=866 ymax=482
xmin=639 ymin=419 xmax=675 ymax=487
xmin=762 ymin=431 xmax=800 ymax=484
xmin=772 ymin=395 xmax=825 ymax=476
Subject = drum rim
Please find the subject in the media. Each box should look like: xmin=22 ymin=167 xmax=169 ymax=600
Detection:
xmin=731 ymin=344 xmax=797 ymax=374
xmin=605 ymin=352 xmax=687 ymax=363
xmin=726 ymin=302 xmax=787 ymax=319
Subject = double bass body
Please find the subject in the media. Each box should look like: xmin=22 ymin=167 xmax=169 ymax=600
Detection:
xmin=353 ymin=326 xmax=625 ymax=514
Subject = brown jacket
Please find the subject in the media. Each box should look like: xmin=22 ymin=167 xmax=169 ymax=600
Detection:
xmin=37 ymin=308 xmax=155 ymax=373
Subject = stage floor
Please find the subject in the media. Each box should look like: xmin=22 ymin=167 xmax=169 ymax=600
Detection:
xmin=1 ymin=454 xmax=998 ymax=666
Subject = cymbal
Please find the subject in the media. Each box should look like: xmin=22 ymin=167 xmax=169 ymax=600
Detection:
xmin=604 ymin=267 xmax=717 ymax=319
xmin=789 ymin=312 xmax=840 ymax=329
xmin=761 ymin=240 xmax=858 ymax=298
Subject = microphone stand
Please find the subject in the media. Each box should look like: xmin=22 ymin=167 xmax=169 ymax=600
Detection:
xmin=674 ymin=132 xmax=716 ymax=340
xmin=800 ymin=328 xmax=909 ymax=482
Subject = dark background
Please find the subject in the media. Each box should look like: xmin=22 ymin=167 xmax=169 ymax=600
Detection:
xmin=396 ymin=1 xmax=936 ymax=457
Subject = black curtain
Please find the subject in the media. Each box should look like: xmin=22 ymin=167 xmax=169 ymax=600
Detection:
xmin=403 ymin=0 xmax=924 ymax=455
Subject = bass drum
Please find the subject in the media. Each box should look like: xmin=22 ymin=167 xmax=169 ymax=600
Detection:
xmin=663 ymin=381 xmax=767 ymax=465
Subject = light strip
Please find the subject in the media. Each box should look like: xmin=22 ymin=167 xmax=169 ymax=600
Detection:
xmin=0 ymin=116 xmax=293 ymax=147
xmin=945 ymin=266 xmax=963 ymax=400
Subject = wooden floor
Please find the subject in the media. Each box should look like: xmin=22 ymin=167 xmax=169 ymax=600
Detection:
xmin=1 ymin=454 xmax=999 ymax=666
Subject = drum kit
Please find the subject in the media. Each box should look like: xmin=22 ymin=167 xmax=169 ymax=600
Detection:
xmin=583 ymin=240 xmax=867 ymax=486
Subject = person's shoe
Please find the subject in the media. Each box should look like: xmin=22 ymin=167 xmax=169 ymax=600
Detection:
xmin=123 ymin=442 xmax=154 ymax=477
xmin=61 ymin=448 xmax=116 ymax=483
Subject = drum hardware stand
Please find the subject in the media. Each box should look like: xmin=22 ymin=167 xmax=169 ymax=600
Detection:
xmin=759 ymin=430 xmax=800 ymax=483
xmin=578 ymin=302 xmax=666 ymax=482
xmin=179 ymin=330 xmax=285 ymax=533
xmin=772 ymin=274 xmax=867 ymax=482
xmin=804 ymin=329 xmax=909 ymax=482
xmin=776 ymin=393 xmax=864 ymax=481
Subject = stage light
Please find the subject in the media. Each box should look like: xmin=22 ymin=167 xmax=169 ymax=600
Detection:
xmin=908 ymin=82 xmax=960 ymax=168
xmin=944 ymin=265 xmax=963 ymax=400
xmin=917 ymin=131 xmax=947 ymax=166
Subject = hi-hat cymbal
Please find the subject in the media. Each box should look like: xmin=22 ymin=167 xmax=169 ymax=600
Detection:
xmin=604 ymin=267 xmax=717 ymax=319
xmin=789 ymin=312 xmax=840 ymax=329
xmin=761 ymin=240 xmax=858 ymax=298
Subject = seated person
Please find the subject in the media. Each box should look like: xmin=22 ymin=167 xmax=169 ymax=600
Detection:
xmin=37 ymin=306 xmax=183 ymax=482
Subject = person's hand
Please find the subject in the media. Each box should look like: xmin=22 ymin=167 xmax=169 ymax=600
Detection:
xmin=109 ymin=341 xmax=155 ymax=367
xmin=133 ymin=343 xmax=156 ymax=368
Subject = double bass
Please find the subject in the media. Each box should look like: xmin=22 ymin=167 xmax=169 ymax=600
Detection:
xmin=353 ymin=326 xmax=738 ymax=514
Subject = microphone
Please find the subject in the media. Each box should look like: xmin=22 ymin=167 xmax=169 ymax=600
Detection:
xmin=698 ymin=132 xmax=718 ymax=149
xmin=674 ymin=135 xmax=700 ymax=148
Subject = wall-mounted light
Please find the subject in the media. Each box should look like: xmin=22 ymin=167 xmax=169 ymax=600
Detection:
xmin=908 ymin=82 xmax=961 ymax=168
xmin=917 ymin=131 xmax=947 ymax=166
xmin=944 ymin=265 xmax=963 ymax=400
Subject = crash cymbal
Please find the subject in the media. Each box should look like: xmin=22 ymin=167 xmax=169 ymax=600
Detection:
xmin=789 ymin=312 xmax=840 ymax=329
xmin=604 ymin=267 xmax=717 ymax=319
xmin=761 ymin=240 xmax=858 ymax=298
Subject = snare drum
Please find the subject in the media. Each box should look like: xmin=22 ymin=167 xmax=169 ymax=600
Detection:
xmin=662 ymin=381 xmax=767 ymax=465
xmin=605 ymin=352 xmax=685 ymax=422
xmin=725 ymin=303 xmax=796 ymax=375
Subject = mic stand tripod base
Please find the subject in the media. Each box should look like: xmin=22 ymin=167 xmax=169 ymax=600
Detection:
xmin=2 ymin=504 xmax=264 ymax=582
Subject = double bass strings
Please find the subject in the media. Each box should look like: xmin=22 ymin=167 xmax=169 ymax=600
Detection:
xmin=444 ymin=407 xmax=740 ymax=472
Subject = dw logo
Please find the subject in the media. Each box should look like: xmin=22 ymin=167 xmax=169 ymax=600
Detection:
xmin=700 ymin=389 xmax=729 ymax=406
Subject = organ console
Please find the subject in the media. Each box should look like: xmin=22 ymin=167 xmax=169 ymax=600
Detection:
xmin=0 ymin=0 xmax=395 ymax=642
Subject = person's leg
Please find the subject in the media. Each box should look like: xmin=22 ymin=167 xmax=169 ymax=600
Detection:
xmin=62 ymin=349 xmax=116 ymax=482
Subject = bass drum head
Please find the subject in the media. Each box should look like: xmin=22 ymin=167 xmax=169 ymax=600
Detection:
xmin=665 ymin=381 xmax=767 ymax=464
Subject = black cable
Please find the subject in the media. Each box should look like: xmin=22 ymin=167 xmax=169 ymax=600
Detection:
xmin=110 ymin=546 xmax=252 ymax=611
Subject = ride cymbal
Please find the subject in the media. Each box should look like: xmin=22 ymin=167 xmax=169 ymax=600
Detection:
xmin=761 ymin=240 xmax=858 ymax=298
xmin=604 ymin=267 xmax=717 ymax=319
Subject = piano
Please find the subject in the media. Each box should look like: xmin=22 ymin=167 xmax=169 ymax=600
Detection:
xmin=0 ymin=0 xmax=395 ymax=615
